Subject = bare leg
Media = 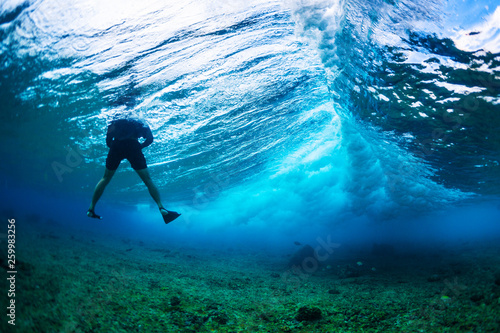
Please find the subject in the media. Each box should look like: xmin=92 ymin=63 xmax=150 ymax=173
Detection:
xmin=136 ymin=168 xmax=180 ymax=224
xmin=135 ymin=168 xmax=164 ymax=209
xmin=89 ymin=168 xmax=116 ymax=212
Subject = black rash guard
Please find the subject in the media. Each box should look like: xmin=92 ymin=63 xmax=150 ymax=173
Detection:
xmin=106 ymin=118 xmax=153 ymax=149
xmin=104 ymin=119 xmax=153 ymax=171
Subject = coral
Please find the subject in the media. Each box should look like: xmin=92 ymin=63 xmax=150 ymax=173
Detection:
xmin=295 ymin=306 xmax=323 ymax=322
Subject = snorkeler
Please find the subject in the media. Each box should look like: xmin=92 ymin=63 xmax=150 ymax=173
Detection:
xmin=87 ymin=117 xmax=181 ymax=224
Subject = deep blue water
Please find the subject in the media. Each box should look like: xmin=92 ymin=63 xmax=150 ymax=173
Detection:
xmin=1 ymin=0 xmax=500 ymax=246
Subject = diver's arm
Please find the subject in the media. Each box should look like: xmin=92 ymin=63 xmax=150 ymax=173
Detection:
xmin=106 ymin=126 xmax=114 ymax=148
xmin=140 ymin=126 xmax=153 ymax=149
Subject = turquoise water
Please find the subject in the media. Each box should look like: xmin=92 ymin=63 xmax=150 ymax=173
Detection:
xmin=1 ymin=0 xmax=500 ymax=243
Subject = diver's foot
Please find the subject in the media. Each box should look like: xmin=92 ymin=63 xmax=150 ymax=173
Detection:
xmin=87 ymin=209 xmax=102 ymax=220
xmin=160 ymin=208 xmax=181 ymax=224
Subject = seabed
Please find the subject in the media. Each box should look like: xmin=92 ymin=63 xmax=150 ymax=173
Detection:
xmin=1 ymin=216 xmax=499 ymax=333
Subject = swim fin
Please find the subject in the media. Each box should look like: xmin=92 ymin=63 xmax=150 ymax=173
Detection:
xmin=160 ymin=208 xmax=181 ymax=224
xmin=87 ymin=209 xmax=102 ymax=220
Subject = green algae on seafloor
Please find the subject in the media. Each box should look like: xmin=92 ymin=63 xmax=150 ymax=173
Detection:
xmin=5 ymin=221 xmax=500 ymax=332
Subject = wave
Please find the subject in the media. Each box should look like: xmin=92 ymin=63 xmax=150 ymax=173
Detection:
xmin=291 ymin=0 xmax=500 ymax=195
xmin=1 ymin=0 xmax=498 ymax=225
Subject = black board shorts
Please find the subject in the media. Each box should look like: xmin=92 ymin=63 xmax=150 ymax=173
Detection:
xmin=106 ymin=139 xmax=147 ymax=171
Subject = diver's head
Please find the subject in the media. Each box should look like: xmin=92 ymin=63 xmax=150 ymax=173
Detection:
xmin=109 ymin=93 xmax=139 ymax=122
